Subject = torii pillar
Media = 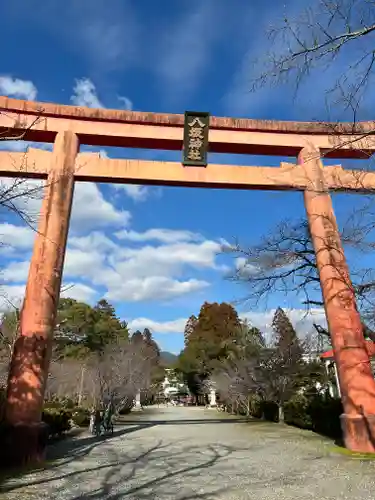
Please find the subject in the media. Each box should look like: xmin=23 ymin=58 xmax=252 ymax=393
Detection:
xmin=2 ymin=131 xmax=78 ymax=467
xmin=300 ymin=146 xmax=375 ymax=453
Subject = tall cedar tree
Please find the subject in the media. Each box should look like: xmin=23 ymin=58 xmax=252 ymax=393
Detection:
xmin=131 ymin=328 xmax=160 ymax=373
xmin=272 ymin=307 xmax=303 ymax=363
xmin=184 ymin=315 xmax=198 ymax=346
xmin=179 ymin=302 xmax=241 ymax=396
xmin=267 ymin=307 xmax=305 ymax=406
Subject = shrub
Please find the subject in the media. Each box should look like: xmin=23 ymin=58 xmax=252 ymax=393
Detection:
xmin=118 ymin=400 xmax=134 ymax=415
xmin=71 ymin=407 xmax=90 ymax=427
xmin=246 ymin=397 xmax=279 ymax=422
xmin=284 ymin=393 xmax=312 ymax=429
xmin=43 ymin=399 xmax=64 ymax=410
xmin=284 ymin=392 xmax=342 ymax=439
xmin=260 ymin=401 xmax=280 ymax=422
xmin=42 ymin=407 xmax=72 ymax=438
xmin=60 ymin=397 xmax=76 ymax=409
xmin=248 ymin=395 xmax=263 ymax=419
xmin=309 ymin=394 xmax=342 ymax=439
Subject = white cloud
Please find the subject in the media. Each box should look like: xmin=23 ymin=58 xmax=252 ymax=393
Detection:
xmin=109 ymin=240 xmax=222 ymax=280
xmin=64 ymin=248 xmax=104 ymax=279
xmin=0 ymin=223 xmax=35 ymax=250
xmin=1 ymin=260 xmax=30 ymax=283
xmin=0 ymin=75 xmax=37 ymax=101
xmin=235 ymin=257 xmax=258 ymax=277
xmin=70 ymin=77 xmax=133 ymax=112
xmin=1 ymin=224 xmax=223 ymax=303
xmin=60 ymin=282 xmax=97 ymax=303
xmin=72 ymin=182 xmax=131 ymax=230
xmin=66 ymin=234 xmax=220 ymax=302
xmin=115 ymin=228 xmax=201 ymax=244
xmin=127 ymin=307 xmax=327 ymax=340
xmin=141 ymin=308 xmax=324 ymax=339
xmin=128 ymin=317 xmax=188 ymax=334
xmin=0 ymin=284 xmax=25 ymax=312
xmin=0 ymin=282 xmax=97 ymax=312
xmin=0 ymin=75 xmax=38 ymax=152
xmin=106 ymin=276 xmax=209 ymax=302
xmin=112 ymin=184 xmax=149 ymax=202
xmin=68 ymin=231 xmax=117 ymax=253
xmin=0 ymin=178 xmax=44 ymax=222
xmin=240 ymin=307 xmax=327 ymax=342
xmin=71 ymin=78 xmax=104 ymax=108
xmin=0 ymin=178 xmax=131 ymax=233
xmin=117 ymin=95 xmax=133 ymax=110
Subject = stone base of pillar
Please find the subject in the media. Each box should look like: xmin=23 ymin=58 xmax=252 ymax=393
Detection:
xmin=132 ymin=403 xmax=143 ymax=412
xmin=0 ymin=422 xmax=49 ymax=469
xmin=340 ymin=414 xmax=375 ymax=453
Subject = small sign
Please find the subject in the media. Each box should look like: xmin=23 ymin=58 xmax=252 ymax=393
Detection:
xmin=183 ymin=111 xmax=210 ymax=167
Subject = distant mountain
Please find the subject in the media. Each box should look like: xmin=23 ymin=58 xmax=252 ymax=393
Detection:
xmin=160 ymin=351 xmax=178 ymax=366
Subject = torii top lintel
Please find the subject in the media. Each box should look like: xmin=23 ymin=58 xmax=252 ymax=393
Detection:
xmin=1 ymin=96 xmax=375 ymax=159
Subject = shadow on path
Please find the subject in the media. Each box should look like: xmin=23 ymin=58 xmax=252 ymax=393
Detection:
xmin=116 ymin=418 xmax=256 ymax=426
xmin=0 ymin=410 xmax=278 ymax=499
xmin=45 ymin=415 xmax=260 ymax=466
xmin=0 ymin=439 xmax=256 ymax=499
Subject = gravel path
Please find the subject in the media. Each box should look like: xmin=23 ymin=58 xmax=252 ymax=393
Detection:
xmin=1 ymin=406 xmax=375 ymax=499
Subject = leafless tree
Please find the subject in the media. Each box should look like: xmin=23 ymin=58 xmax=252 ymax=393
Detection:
xmin=253 ymin=0 xmax=375 ymax=121
xmin=92 ymin=338 xmax=159 ymax=410
xmin=213 ymin=317 xmax=328 ymax=419
xmin=0 ymin=110 xmax=47 ymax=228
xmin=0 ymin=308 xmax=20 ymax=387
xmin=0 ymin=308 xmax=19 ymax=362
xmin=45 ymin=358 xmax=83 ymax=401
xmin=224 ymin=204 xmax=375 ymax=337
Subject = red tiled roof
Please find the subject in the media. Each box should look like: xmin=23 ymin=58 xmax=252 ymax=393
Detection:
xmin=320 ymin=341 xmax=375 ymax=359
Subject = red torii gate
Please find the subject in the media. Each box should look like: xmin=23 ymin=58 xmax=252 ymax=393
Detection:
xmin=1 ymin=96 xmax=375 ymax=464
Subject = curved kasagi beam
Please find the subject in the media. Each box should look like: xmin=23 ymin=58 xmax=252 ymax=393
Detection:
xmin=0 ymin=96 xmax=374 ymax=158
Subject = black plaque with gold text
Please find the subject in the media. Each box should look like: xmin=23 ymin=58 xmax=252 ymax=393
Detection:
xmin=183 ymin=111 xmax=210 ymax=167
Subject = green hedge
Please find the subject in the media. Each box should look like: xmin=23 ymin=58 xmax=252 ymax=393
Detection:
xmin=0 ymin=395 xmax=88 ymax=442
xmin=221 ymin=397 xmax=280 ymax=422
xmin=260 ymin=401 xmax=279 ymax=422
xmin=71 ymin=407 xmax=90 ymax=427
xmin=244 ymin=396 xmax=279 ymax=422
xmin=42 ymin=407 xmax=72 ymax=438
xmin=284 ymin=392 xmax=342 ymax=439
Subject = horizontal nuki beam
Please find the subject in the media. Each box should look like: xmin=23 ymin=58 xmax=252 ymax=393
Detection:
xmin=1 ymin=97 xmax=375 ymax=158
xmin=0 ymin=148 xmax=374 ymax=193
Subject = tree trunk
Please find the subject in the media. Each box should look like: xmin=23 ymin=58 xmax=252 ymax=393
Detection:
xmin=77 ymin=364 xmax=86 ymax=406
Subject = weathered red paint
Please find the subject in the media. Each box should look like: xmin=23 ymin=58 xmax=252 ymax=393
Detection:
xmin=300 ymin=146 xmax=375 ymax=452
xmin=4 ymin=132 xmax=77 ymax=465
xmin=1 ymin=98 xmax=375 ymax=461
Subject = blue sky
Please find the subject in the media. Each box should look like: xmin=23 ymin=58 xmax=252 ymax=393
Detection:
xmin=0 ymin=0 xmax=373 ymax=353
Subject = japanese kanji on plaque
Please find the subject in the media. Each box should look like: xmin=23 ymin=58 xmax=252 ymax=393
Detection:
xmin=183 ymin=111 xmax=210 ymax=167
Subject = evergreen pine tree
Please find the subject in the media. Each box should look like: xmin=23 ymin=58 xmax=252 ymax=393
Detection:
xmin=272 ymin=307 xmax=303 ymax=364
xmin=184 ymin=315 xmax=198 ymax=345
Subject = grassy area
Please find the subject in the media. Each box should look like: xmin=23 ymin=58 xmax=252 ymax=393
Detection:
xmin=328 ymin=445 xmax=375 ymax=460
